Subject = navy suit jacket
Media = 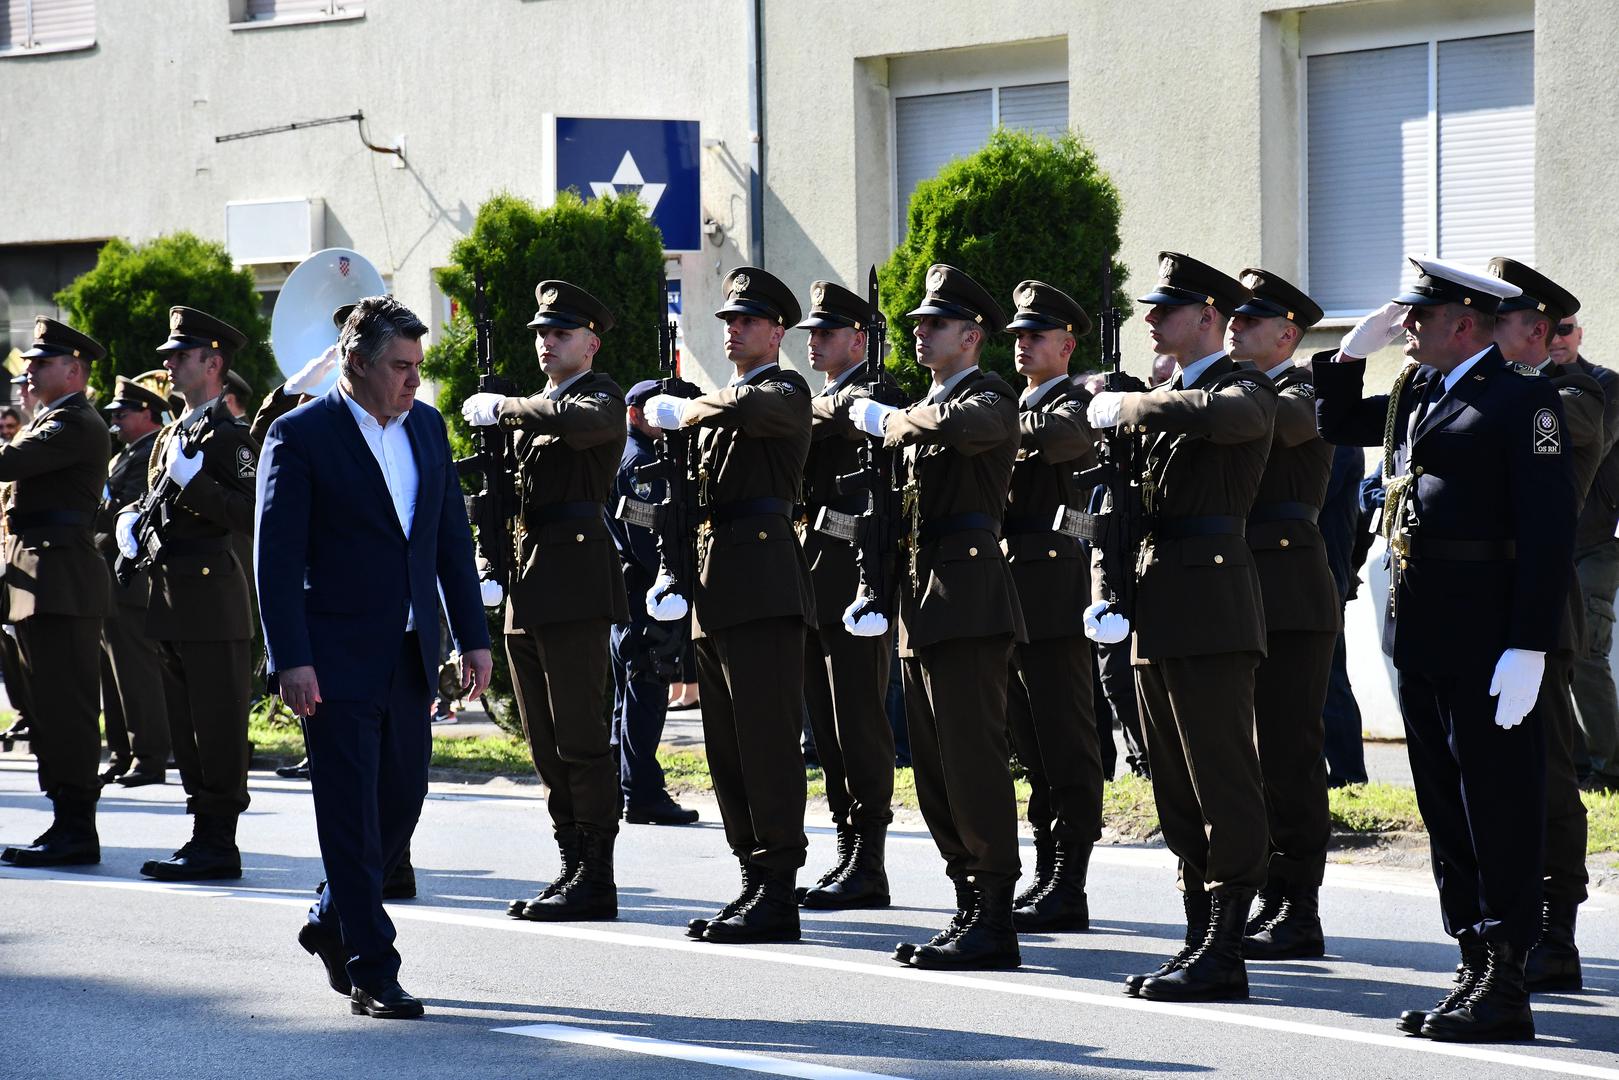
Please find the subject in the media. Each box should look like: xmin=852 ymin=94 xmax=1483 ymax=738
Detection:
xmin=254 ymin=387 xmax=490 ymax=702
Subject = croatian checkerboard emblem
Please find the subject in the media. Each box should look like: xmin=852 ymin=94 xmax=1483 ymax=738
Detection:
xmin=237 ymin=444 xmax=257 ymax=477
xmin=1534 ymin=408 xmax=1561 ymax=455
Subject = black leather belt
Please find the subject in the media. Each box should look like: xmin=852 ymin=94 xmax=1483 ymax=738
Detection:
xmin=527 ymin=501 xmax=601 ymax=526
xmin=158 ymin=537 xmax=232 ymax=559
xmin=708 ymin=497 xmax=794 ymax=524
xmin=1153 ymin=515 xmax=1246 ymax=541
xmin=1247 ymin=501 xmax=1320 ymax=526
xmin=1406 ymin=537 xmax=1516 ymax=561
xmin=1002 ymin=514 xmax=1061 ymax=538
xmin=918 ymin=512 xmax=1000 ymax=547
xmin=8 ymin=510 xmax=93 ymax=530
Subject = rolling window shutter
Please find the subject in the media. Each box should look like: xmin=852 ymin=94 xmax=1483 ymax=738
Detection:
xmin=243 ymin=0 xmax=336 ymax=22
xmin=999 ymin=81 xmax=1068 ymax=137
xmin=1436 ymin=32 xmax=1534 ymax=266
xmin=895 ymin=89 xmax=993 ymax=237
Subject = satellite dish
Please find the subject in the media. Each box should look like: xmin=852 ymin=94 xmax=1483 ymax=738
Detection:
xmin=270 ymin=248 xmax=386 ymax=397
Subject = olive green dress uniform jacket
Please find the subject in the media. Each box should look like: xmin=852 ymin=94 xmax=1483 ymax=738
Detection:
xmin=0 ymin=393 xmax=114 ymax=622
xmin=682 ymin=365 xmax=816 ymax=636
xmin=1101 ymin=358 xmax=1278 ymax=662
xmin=884 ymin=368 xmax=1026 ymax=654
xmin=1250 ymin=365 xmax=1340 ymax=634
xmin=96 ymin=428 xmax=160 ymax=608
xmin=495 ymin=370 xmax=630 ymax=632
xmin=1546 ymin=364 xmax=1606 ymax=656
xmin=1008 ymin=381 xmax=1096 ymax=641
xmin=143 ymin=396 xmax=259 ymax=642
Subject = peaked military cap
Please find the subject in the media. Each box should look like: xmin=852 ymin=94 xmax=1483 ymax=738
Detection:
xmin=1487 ymin=258 xmax=1580 ymax=326
xmin=1393 ymin=256 xmax=1520 ymax=315
xmin=715 ymin=266 xmax=800 ymax=327
xmin=1006 ymin=280 xmax=1092 ymax=336
xmin=105 ymin=373 xmax=170 ymax=415
xmin=155 ymin=306 xmax=247 ymax=354
xmin=225 ymin=369 xmax=254 ymax=401
xmin=20 ymin=316 xmax=106 ymax=362
xmin=528 ymin=279 xmax=616 ymax=333
xmin=1138 ymin=252 xmax=1248 ymax=317
xmin=906 ymin=264 xmax=1006 ymax=330
xmin=795 ymin=280 xmax=875 ymax=331
xmin=1233 ymin=268 xmax=1324 ymax=328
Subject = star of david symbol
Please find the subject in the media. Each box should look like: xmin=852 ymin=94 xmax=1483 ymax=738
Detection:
xmin=589 ymin=151 xmax=667 ymax=215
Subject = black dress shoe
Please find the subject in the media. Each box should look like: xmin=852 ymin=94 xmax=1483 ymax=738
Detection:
xmin=100 ymin=759 xmax=131 ymax=785
xmin=116 ymin=769 xmax=166 ymax=788
xmin=624 ymin=795 xmax=700 ymax=826
xmin=382 ymin=855 xmax=417 ymax=900
xmin=351 ymin=981 xmax=424 ymax=1019
xmin=298 ymin=922 xmax=352 ymax=995
xmin=275 ymin=758 xmax=311 ymax=780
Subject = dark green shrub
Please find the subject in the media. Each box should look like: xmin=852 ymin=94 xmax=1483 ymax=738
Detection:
xmin=879 ymin=128 xmax=1129 ymax=396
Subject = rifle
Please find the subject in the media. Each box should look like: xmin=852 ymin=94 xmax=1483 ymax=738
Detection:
xmin=615 ymin=270 xmax=701 ymax=609
xmin=1059 ymin=258 xmax=1146 ymax=619
xmin=454 ymin=269 xmax=519 ymax=589
xmin=113 ymin=406 xmax=216 ymax=587
xmin=819 ymin=265 xmax=905 ymax=625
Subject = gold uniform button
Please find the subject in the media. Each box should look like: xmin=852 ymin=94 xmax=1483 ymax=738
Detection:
xmin=201 ymin=567 xmax=211 ymax=576
xmin=1413 ymin=466 xmax=1424 ymax=476
xmin=1213 ymin=554 xmax=1224 ymax=565
xmin=1048 ymin=549 xmax=1058 ymax=558
xmin=1279 ymin=538 xmax=1290 ymax=548
xmin=575 ymin=533 xmax=585 ymax=543
xmin=1399 ymin=558 xmax=1409 ymax=570
xmin=758 ymin=531 xmax=768 ymax=540
xmin=968 ymin=546 xmax=979 ymax=557
xmin=40 ymin=540 xmax=49 ymax=549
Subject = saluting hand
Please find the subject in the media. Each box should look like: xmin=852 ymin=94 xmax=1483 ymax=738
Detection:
xmin=279 ymin=665 xmax=322 ymax=718
xmin=461 ymin=647 xmax=493 ymax=701
xmin=461 ymin=393 xmax=506 ymax=428
xmin=1339 ymin=301 xmax=1409 ymax=360
xmin=285 ymin=344 xmax=340 ymax=396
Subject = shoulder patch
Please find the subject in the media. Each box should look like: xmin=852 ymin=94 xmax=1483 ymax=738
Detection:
xmin=1290 ymin=382 xmax=1316 ymax=399
xmin=1534 ymin=408 xmax=1562 ymax=456
xmin=1562 ymin=385 xmax=1585 ymax=397
xmin=978 ymin=390 xmax=1000 ymax=403
xmin=593 ymin=391 xmax=612 ymax=401
xmin=768 ymin=380 xmax=797 ymax=396
xmin=34 ymin=418 xmax=64 ymax=441
xmin=236 ymin=444 xmax=257 ymax=477
xmin=1509 ymin=362 xmax=1542 ymax=377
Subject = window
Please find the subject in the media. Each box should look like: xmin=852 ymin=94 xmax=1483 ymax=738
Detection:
xmin=1305 ymin=30 xmax=1533 ymax=317
xmin=0 ymin=0 xmax=94 ymax=56
xmin=233 ymin=0 xmax=363 ymax=29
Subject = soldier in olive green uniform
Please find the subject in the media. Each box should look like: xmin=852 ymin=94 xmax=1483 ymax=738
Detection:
xmin=461 ymin=281 xmax=630 ymax=922
xmin=1085 ymin=253 xmax=1277 ymax=1002
xmin=1488 ymin=258 xmax=1603 ymax=994
xmin=796 ymin=279 xmax=902 ymax=910
xmin=97 ymin=373 xmax=174 ymax=787
xmin=0 ymin=318 xmax=115 ymax=867
xmin=1001 ymin=281 xmax=1106 ymax=934
xmin=123 ymin=307 xmax=261 ymax=881
xmin=843 ymin=264 xmax=1026 ymax=971
xmin=643 ymin=267 xmax=816 ymax=945
xmin=1223 ymin=270 xmax=1337 ymax=960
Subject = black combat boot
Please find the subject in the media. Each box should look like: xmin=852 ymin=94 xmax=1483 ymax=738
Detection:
xmin=141 ymin=814 xmax=241 ymax=881
xmin=1014 ymin=828 xmax=1054 ymax=909
xmin=522 ymin=826 xmax=618 ymax=921
xmin=1125 ymin=889 xmax=1209 ymax=996
xmin=803 ymin=825 xmax=890 ymax=910
xmin=910 ymin=875 xmax=1021 ymax=970
xmin=797 ymin=823 xmax=854 ymax=904
xmin=508 ymin=826 xmax=581 ymax=918
xmin=382 ymin=849 xmax=417 ymax=900
xmin=1013 ymin=838 xmax=1091 ymax=932
xmin=1 ymin=796 xmax=99 ymax=867
xmin=690 ymin=858 xmax=758 ymax=938
xmin=1523 ymin=898 xmax=1582 ymax=993
xmin=1421 ymin=941 xmax=1535 ymax=1042
xmin=1245 ymin=881 xmax=1283 ymax=937
xmin=894 ymin=876 xmax=974 ymax=964
xmin=1243 ymin=883 xmax=1325 ymax=959
xmin=1398 ymin=934 xmax=1487 ymax=1034
xmin=1138 ymin=886 xmax=1253 ymax=1002
xmin=703 ymin=866 xmax=800 ymax=944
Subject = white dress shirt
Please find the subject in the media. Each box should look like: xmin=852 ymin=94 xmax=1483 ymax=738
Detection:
xmin=924 ymin=365 xmax=978 ymax=405
xmin=1265 ymin=359 xmax=1295 ymax=381
xmin=1020 ymin=373 xmax=1069 ymax=408
xmin=1442 ymin=345 xmax=1494 ymax=394
xmin=730 ymin=361 xmax=779 ymax=388
xmin=341 ymin=387 xmax=419 ymax=629
xmin=1174 ymin=350 xmax=1226 ymax=389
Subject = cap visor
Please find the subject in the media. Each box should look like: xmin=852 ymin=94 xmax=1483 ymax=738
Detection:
xmin=526 ymin=313 xmax=589 ymax=330
xmin=1391 ymin=290 xmax=1444 ymax=307
xmin=794 ymin=313 xmax=858 ymax=330
xmin=715 ymin=299 xmax=783 ymax=322
xmin=154 ymin=336 xmax=202 ymax=353
xmin=18 ymin=345 xmax=66 ymax=359
xmin=1232 ymin=298 xmax=1289 ymax=319
xmin=1137 ymin=287 xmax=1206 ymax=306
xmin=1005 ymin=314 xmax=1069 ymax=332
xmin=905 ymin=300 xmax=982 ymax=322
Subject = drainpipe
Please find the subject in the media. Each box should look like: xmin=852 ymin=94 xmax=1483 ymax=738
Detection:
xmin=745 ymin=0 xmax=764 ymax=266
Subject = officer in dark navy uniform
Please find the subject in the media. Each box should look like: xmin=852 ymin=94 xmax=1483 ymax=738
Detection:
xmin=1316 ymin=256 xmax=1576 ymax=1042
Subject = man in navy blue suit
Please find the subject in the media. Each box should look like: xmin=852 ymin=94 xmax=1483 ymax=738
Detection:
xmin=256 ymin=296 xmax=491 ymax=1020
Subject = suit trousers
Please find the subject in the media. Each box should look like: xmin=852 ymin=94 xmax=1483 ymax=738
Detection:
xmin=1321 ymin=625 xmax=1369 ymax=785
xmin=157 ymin=638 xmax=251 ymax=817
xmin=1136 ymin=652 xmax=1268 ymax=893
xmin=507 ymin=620 xmax=618 ymax=833
xmin=1537 ymin=654 xmax=1589 ymax=905
xmin=1097 ymin=638 xmax=1148 ymax=776
xmin=1007 ymin=634 xmax=1104 ymax=844
xmin=1253 ymin=629 xmax=1334 ymax=888
xmin=305 ymin=632 xmax=431 ymax=991
xmin=1571 ymin=541 xmax=1619 ymax=778
xmin=804 ymin=623 xmax=895 ymax=829
xmin=16 ymin=614 xmax=103 ymax=807
xmin=609 ymin=620 xmax=671 ymax=808
xmin=696 ymin=617 xmax=808 ymax=870
xmin=1397 ymin=665 xmax=1547 ymax=947
xmin=904 ymin=635 xmax=1020 ymax=881
xmin=101 ymin=600 xmax=171 ymax=769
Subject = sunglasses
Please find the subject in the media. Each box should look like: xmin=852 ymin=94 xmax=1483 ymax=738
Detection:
xmin=1554 ymin=323 xmax=1577 ymax=337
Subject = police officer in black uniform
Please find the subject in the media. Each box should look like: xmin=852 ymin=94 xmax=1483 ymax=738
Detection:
xmin=1316 ymin=257 xmax=1575 ymax=1042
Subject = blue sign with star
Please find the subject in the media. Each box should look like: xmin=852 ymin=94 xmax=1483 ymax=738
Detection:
xmin=554 ymin=117 xmax=702 ymax=252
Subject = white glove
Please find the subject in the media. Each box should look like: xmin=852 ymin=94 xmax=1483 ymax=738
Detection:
xmin=285 ymin=343 xmax=340 ymax=396
xmin=646 ymin=573 xmax=689 ymax=621
xmin=842 ymin=600 xmax=889 ymax=638
xmin=479 ymin=579 xmax=504 ymax=607
xmin=848 ymin=398 xmax=898 ymax=438
xmin=1488 ymin=648 xmax=1546 ymax=730
xmin=1087 ymin=391 xmax=1126 ymax=430
xmin=462 ymin=392 xmax=506 ymax=428
xmin=164 ymin=436 xmax=204 ymax=488
xmin=644 ymin=394 xmax=691 ymax=430
xmin=116 ymin=510 xmax=140 ymax=560
xmin=1083 ymin=599 xmax=1131 ymax=645
xmin=1340 ymin=300 xmax=1409 ymax=359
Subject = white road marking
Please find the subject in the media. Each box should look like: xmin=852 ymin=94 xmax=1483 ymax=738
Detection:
xmin=494 ymin=1023 xmax=910 ymax=1079
xmin=5 ymin=869 xmax=1616 ymax=1078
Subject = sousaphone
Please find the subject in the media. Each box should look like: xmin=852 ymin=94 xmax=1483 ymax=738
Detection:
xmin=270 ymin=248 xmax=387 ymax=398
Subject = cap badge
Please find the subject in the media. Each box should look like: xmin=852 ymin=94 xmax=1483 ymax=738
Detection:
xmin=1159 ymin=256 xmax=1176 ymax=282
xmin=811 ymin=283 xmax=826 ymax=307
xmin=730 ymin=273 xmax=751 ymax=296
xmin=1017 ymin=285 xmax=1038 ymax=308
xmin=33 ymin=317 xmax=47 ymax=341
xmin=926 ymin=266 xmax=946 ymax=292
xmin=170 ymin=310 xmax=184 ymax=331
xmin=540 ymin=287 xmax=559 ymax=305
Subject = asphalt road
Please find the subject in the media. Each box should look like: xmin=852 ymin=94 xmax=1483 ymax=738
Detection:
xmin=1 ymin=760 xmax=1614 ymax=1080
